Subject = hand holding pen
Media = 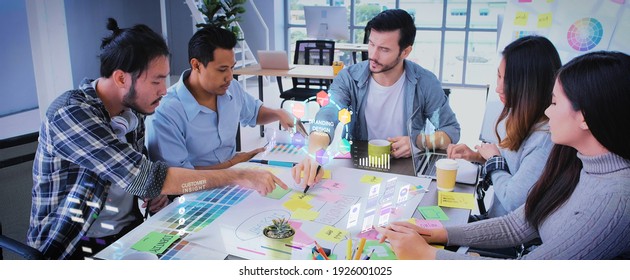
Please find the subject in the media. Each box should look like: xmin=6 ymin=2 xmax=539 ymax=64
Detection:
xmin=291 ymin=157 xmax=324 ymax=193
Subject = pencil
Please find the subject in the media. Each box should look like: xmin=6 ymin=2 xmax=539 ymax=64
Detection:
xmin=354 ymin=238 xmax=366 ymax=260
xmin=313 ymin=241 xmax=330 ymax=260
xmin=346 ymin=238 xmax=353 ymax=260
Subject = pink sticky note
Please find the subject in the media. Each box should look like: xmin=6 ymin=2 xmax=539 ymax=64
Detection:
xmin=317 ymin=191 xmax=343 ymax=203
xmin=288 ymin=220 xmax=315 ymax=246
xmin=412 ymin=218 xmax=444 ymax=229
xmin=320 ymin=180 xmax=345 ymax=191
xmin=519 ymin=0 xmax=532 ymax=2
xmin=356 ymin=228 xmax=380 ymax=240
xmin=612 ymin=0 xmax=625 ymax=4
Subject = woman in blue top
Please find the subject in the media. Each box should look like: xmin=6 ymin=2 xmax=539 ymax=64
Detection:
xmin=447 ymin=36 xmax=561 ymax=219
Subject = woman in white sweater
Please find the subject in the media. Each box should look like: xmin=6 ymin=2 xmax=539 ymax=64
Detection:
xmin=377 ymin=51 xmax=630 ymax=259
xmin=448 ymin=36 xmax=561 ymax=219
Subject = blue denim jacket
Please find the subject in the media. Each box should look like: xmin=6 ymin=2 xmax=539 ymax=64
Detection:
xmin=311 ymin=60 xmax=461 ymax=143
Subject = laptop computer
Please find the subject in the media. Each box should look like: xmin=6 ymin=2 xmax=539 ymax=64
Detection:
xmin=408 ymin=121 xmax=481 ymax=185
xmin=257 ymin=50 xmax=295 ymax=70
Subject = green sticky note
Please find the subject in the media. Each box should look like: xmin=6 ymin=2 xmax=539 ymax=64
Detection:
xmin=514 ymin=11 xmax=529 ymax=26
xmin=360 ymin=175 xmax=383 ymax=184
xmin=417 ymin=206 xmax=449 ymax=220
xmin=364 ymin=240 xmax=397 ymax=260
xmin=131 ymin=231 xmax=179 ymax=254
xmin=266 ymin=185 xmax=291 ymax=199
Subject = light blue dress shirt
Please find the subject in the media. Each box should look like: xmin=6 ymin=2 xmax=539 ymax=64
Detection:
xmin=146 ymin=69 xmax=262 ymax=168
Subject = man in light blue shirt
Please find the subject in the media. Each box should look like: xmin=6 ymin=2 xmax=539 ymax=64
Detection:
xmin=147 ymin=27 xmax=293 ymax=169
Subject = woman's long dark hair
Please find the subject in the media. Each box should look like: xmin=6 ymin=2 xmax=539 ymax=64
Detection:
xmin=525 ymin=51 xmax=630 ymax=229
xmin=495 ymin=36 xmax=561 ymax=151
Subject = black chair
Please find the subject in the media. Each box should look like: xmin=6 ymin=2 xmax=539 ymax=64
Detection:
xmin=277 ymin=40 xmax=335 ymax=110
xmin=0 ymin=223 xmax=44 ymax=260
xmin=361 ymin=27 xmax=370 ymax=62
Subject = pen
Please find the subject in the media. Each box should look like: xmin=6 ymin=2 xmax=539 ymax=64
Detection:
xmin=354 ymin=238 xmax=366 ymax=260
xmin=144 ymin=200 xmax=151 ymax=220
xmin=362 ymin=249 xmax=375 ymax=260
xmin=249 ymin=159 xmax=297 ymax=168
xmin=303 ymin=165 xmax=321 ymax=194
xmin=295 ymin=121 xmax=309 ymax=138
xmin=313 ymin=241 xmax=330 ymax=260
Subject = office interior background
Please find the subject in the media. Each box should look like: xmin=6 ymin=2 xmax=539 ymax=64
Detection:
xmin=1 ymin=0 xmax=511 ymax=260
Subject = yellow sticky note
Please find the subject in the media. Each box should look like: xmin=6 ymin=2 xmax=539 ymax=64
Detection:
xmin=437 ymin=191 xmax=476 ymax=210
xmin=547 ymin=0 xmax=554 ymax=3
xmin=300 ymin=169 xmax=331 ymax=179
xmin=290 ymin=192 xmax=314 ymax=202
xmin=431 ymin=245 xmax=445 ymax=249
xmin=283 ymin=199 xmax=313 ymax=212
xmin=537 ymin=13 xmax=552 ymax=28
xmin=249 ymin=166 xmax=280 ymax=175
xmin=315 ymin=225 xmax=349 ymax=243
xmin=514 ymin=11 xmax=529 ymax=26
xmin=360 ymin=175 xmax=382 ymax=184
xmin=291 ymin=208 xmax=320 ymax=221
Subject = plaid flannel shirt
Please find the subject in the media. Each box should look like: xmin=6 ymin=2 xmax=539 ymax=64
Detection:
xmin=28 ymin=78 xmax=168 ymax=259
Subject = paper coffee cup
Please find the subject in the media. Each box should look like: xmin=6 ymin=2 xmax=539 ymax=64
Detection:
xmin=332 ymin=61 xmax=344 ymax=75
xmin=435 ymin=158 xmax=458 ymax=191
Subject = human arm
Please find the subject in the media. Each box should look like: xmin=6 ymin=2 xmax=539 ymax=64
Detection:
xmin=488 ymin=134 xmax=552 ymax=214
xmin=411 ymin=72 xmax=460 ymax=150
xmin=256 ymin=106 xmax=295 ymax=131
xmin=291 ymin=131 xmax=329 ymax=188
xmin=447 ymin=143 xmax=485 ymax=163
xmin=161 ymin=166 xmax=288 ymax=197
xmin=194 ymin=147 xmax=265 ymax=170
xmin=387 ymin=136 xmax=412 ymax=158
xmin=375 ymin=222 xmax=442 ymax=260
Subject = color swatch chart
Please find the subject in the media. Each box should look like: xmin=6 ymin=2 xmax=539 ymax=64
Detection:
xmin=269 ymin=143 xmax=302 ymax=155
xmin=95 ymin=186 xmax=253 ymax=260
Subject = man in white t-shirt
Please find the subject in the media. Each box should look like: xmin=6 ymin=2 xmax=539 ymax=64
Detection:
xmin=292 ymin=9 xmax=461 ymax=188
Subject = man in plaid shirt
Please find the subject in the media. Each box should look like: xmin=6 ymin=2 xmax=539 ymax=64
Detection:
xmin=27 ymin=18 xmax=287 ymax=259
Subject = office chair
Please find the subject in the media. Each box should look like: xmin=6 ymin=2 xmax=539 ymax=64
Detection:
xmin=361 ymin=27 xmax=370 ymax=62
xmin=277 ymin=40 xmax=335 ymax=111
xmin=0 ymin=223 xmax=44 ymax=260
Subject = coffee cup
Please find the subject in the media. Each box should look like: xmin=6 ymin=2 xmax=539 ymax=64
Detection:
xmin=435 ymin=158 xmax=458 ymax=191
xmin=332 ymin=61 xmax=344 ymax=75
xmin=368 ymin=139 xmax=391 ymax=167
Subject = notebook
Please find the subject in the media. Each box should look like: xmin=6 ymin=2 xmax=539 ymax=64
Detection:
xmin=257 ymin=50 xmax=295 ymax=70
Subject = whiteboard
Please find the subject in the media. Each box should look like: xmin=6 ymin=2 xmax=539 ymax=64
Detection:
xmin=480 ymin=0 xmax=630 ymax=143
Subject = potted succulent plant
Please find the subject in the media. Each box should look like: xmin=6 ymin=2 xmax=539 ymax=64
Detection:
xmin=263 ymin=218 xmax=295 ymax=239
xmin=262 ymin=218 xmax=296 ymax=259
xmin=197 ymin=0 xmax=247 ymax=40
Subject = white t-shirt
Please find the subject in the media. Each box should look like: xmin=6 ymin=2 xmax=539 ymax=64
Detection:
xmin=365 ymin=72 xmax=406 ymax=140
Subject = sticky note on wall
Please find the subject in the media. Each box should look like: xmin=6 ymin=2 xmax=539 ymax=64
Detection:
xmin=514 ymin=11 xmax=529 ymax=26
xmin=537 ymin=13 xmax=552 ymax=28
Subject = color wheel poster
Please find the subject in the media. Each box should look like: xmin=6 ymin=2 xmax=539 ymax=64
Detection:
xmin=498 ymin=0 xmax=627 ymax=63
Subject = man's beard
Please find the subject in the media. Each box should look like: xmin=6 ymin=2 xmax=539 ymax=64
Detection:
xmin=122 ymin=77 xmax=152 ymax=115
xmin=369 ymin=55 xmax=402 ymax=74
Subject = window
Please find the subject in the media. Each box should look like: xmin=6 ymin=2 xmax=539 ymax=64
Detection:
xmin=285 ymin=0 xmax=506 ymax=87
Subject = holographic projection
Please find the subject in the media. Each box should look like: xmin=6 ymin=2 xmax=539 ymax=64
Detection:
xmin=96 ymin=161 xmax=429 ymax=260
